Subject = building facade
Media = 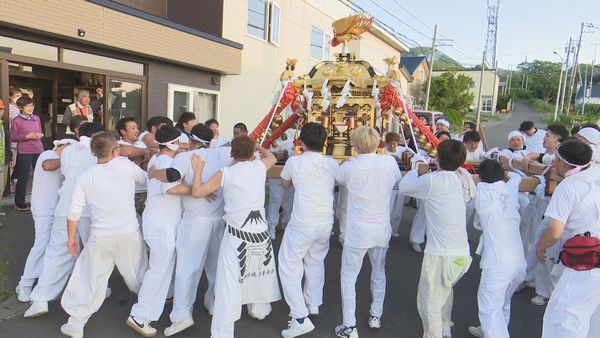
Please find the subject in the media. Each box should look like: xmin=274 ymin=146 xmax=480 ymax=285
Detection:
xmin=0 ymin=0 xmax=241 ymax=143
xmin=399 ymin=56 xmax=429 ymax=109
xmin=432 ymin=69 xmax=500 ymax=113
xmin=219 ymin=0 xmax=410 ymax=139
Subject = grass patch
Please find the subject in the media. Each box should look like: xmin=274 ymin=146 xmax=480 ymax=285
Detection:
xmin=529 ymin=98 xmax=555 ymax=113
xmin=0 ymin=259 xmax=7 ymax=300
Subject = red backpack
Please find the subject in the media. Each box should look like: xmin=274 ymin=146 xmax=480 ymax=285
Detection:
xmin=559 ymin=232 xmax=600 ymax=271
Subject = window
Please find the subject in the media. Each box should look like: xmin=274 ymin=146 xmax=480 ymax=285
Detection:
xmin=247 ymin=0 xmax=280 ymax=44
xmin=107 ymin=80 xmax=142 ymax=130
xmin=167 ymin=84 xmax=218 ymax=123
xmin=482 ymin=96 xmax=493 ymax=112
xmin=63 ymin=49 xmax=144 ymax=76
xmin=418 ymin=69 xmax=425 ymax=80
xmin=311 ymin=26 xmax=332 ymax=60
xmin=0 ymin=35 xmax=58 ymax=61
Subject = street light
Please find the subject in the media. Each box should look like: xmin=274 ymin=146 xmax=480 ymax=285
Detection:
xmin=553 ymin=51 xmax=565 ymax=122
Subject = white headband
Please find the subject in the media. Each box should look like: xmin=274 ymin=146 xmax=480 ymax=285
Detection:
xmin=507 ymin=130 xmax=524 ymax=142
xmin=436 ymin=119 xmax=450 ymax=128
xmin=556 ymin=148 xmax=591 ymax=177
xmin=157 ymin=136 xmax=180 ymax=151
xmin=52 ymin=139 xmax=77 ymax=148
xmin=577 ymin=127 xmax=600 ymax=145
xmin=189 ymin=133 xmax=211 ymax=145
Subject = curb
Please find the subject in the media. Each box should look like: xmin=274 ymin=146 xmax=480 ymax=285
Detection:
xmin=0 ymin=295 xmax=28 ymax=321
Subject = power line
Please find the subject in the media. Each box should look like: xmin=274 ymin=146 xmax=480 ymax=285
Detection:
xmin=366 ymin=0 xmax=433 ymax=41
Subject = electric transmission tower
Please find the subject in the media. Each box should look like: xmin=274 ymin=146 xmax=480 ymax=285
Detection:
xmin=484 ymin=0 xmax=500 ymax=67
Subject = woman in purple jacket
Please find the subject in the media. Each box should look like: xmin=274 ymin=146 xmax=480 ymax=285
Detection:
xmin=10 ymin=96 xmax=43 ymax=211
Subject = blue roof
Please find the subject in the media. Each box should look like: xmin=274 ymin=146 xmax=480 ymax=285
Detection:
xmin=576 ymin=84 xmax=600 ymax=99
xmin=400 ymin=56 xmax=428 ymax=75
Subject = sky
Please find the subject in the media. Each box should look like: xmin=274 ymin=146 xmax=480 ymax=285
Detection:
xmin=353 ymin=0 xmax=600 ymax=69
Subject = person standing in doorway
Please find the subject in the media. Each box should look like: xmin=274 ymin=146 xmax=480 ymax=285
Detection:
xmin=62 ymin=90 xmax=94 ymax=128
xmin=10 ymin=96 xmax=43 ymax=211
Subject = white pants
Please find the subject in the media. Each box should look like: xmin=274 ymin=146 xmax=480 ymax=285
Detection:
xmin=478 ymin=266 xmax=525 ymax=338
xmin=340 ymin=246 xmax=388 ymax=327
xmin=542 ymin=268 xmax=600 ymax=338
xmin=19 ymin=214 xmax=53 ymax=287
xmin=410 ymin=202 xmax=427 ymax=245
xmin=417 ymin=254 xmax=472 ymax=338
xmin=61 ymin=231 xmax=148 ymax=330
xmin=267 ymin=178 xmax=293 ymax=231
xmin=336 ymin=186 xmax=348 ymax=242
xmin=30 ymin=216 xmax=91 ymax=302
xmin=130 ymin=238 xmax=175 ymax=321
xmin=279 ymin=224 xmax=331 ymax=319
xmin=389 ymin=191 xmax=405 ymax=234
xmin=211 ymin=303 xmax=271 ymax=338
xmin=170 ymin=218 xmax=224 ymax=323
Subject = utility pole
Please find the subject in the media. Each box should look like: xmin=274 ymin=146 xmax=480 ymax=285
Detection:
xmin=424 ymin=24 xmax=438 ymax=111
xmin=476 ymin=50 xmax=487 ymax=129
xmin=507 ymin=65 xmax=512 ymax=94
xmin=566 ymin=22 xmax=596 ymax=113
xmin=553 ymin=51 xmax=564 ymax=121
xmin=560 ymin=38 xmax=573 ymax=114
xmin=582 ymin=64 xmax=589 ymax=115
xmin=492 ymin=60 xmax=498 ymax=115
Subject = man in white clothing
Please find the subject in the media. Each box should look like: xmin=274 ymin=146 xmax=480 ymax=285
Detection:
xmin=267 ymin=129 xmax=295 ymax=239
xmin=463 ymin=131 xmax=486 ymax=162
xmin=519 ymin=121 xmax=545 ymax=153
xmin=398 ymin=139 xmax=472 ymax=338
xmin=467 ymin=160 xmax=526 ymax=338
xmin=24 ymin=123 xmax=104 ymax=318
xmin=536 ymin=140 xmax=600 ymax=338
xmin=15 ymin=139 xmax=75 ymax=302
xmin=149 ymin=123 xmax=233 ymax=336
xmin=60 ymin=132 xmax=149 ymax=338
xmin=334 ymin=126 xmax=401 ymax=338
xmin=278 ymin=123 xmax=339 ymax=337
xmin=127 ymin=125 xmax=191 ymax=337
xmin=384 ymin=132 xmax=411 ymax=238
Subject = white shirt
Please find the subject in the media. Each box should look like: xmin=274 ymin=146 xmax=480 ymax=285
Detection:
xmin=336 ymin=153 xmax=400 ymax=249
xmin=540 ymin=153 xmax=555 ymax=166
xmin=68 ymin=157 xmax=147 ymax=237
xmin=281 ymin=152 xmax=339 ymax=228
xmin=142 ymin=154 xmax=181 ymax=240
xmin=498 ymin=148 xmax=530 ymax=160
xmin=210 ymin=137 xmax=228 ymax=148
xmin=545 ymin=165 xmax=600 ymax=237
xmin=221 ymin=159 xmax=267 ymax=226
xmin=54 ymin=137 xmax=97 ymax=217
xmin=118 ymin=139 xmax=147 ymax=149
xmin=524 ymin=129 xmax=546 ymax=153
xmin=474 ymin=173 xmax=526 ymax=268
xmin=173 ymin=146 xmax=232 ymax=221
xmin=466 ymin=148 xmax=486 ymax=162
xmin=31 ymin=150 xmax=62 ymax=216
xmin=398 ymin=170 xmax=469 ymax=256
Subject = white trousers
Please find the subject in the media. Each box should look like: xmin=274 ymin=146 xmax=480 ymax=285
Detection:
xmin=279 ymin=224 xmax=331 ymax=319
xmin=30 ymin=216 xmax=91 ymax=302
xmin=417 ymin=254 xmax=472 ymax=338
xmin=130 ymin=238 xmax=176 ymax=321
xmin=61 ymin=231 xmax=148 ymax=330
xmin=267 ymin=178 xmax=293 ymax=230
xmin=478 ymin=266 xmax=525 ymax=338
xmin=410 ymin=202 xmax=427 ymax=245
xmin=542 ymin=268 xmax=600 ymax=338
xmin=19 ymin=214 xmax=53 ymax=287
xmin=170 ymin=218 xmax=224 ymax=323
xmin=340 ymin=246 xmax=388 ymax=327
xmin=389 ymin=191 xmax=405 ymax=234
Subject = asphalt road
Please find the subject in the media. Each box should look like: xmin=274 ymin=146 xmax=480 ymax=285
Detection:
xmin=0 ymin=104 xmax=548 ymax=338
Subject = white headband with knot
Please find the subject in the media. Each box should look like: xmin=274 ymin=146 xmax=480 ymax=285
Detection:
xmin=437 ymin=119 xmax=450 ymax=128
xmin=53 ymin=139 xmax=77 ymax=148
xmin=578 ymin=127 xmax=600 ymax=145
xmin=507 ymin=130 xmax=524 ymax=142
xmin=157 ymin=136 xmax=180 ymax=151
xmin=189 ymin=133 xmax=211 ymax=145
xmin=556 ymin=148 xmax=591 ymax=177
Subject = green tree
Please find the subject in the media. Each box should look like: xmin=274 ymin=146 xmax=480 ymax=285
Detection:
xmin=517 ymin=60 xmax=561 ymax=103
xmin=428 ymin=70 xmax=475 ymax=113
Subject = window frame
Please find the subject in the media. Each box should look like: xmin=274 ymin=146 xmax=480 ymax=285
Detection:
xmin=167 ymin=83 xmax=220 ymax=122
xmin=269 ymin=2 xmax=281 ymax=45
xmin=247 ymin=0 xmax=280 ymax=45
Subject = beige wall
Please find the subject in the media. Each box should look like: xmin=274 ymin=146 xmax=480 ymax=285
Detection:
xmin=0 ymin=0 xmax=241 ymax=74
xmin=432 ymin=69 xmax=499 ymax=112
xmin=219 ymin=0 xmax=410 ymax=139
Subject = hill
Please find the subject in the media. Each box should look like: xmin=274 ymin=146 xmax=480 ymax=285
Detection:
xmin=406 ymin=47 xmax=464 ymax=71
